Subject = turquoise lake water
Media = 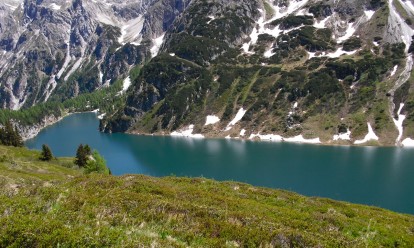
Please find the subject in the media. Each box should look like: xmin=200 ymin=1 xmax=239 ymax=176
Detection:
xmin=26 ymin=112 xmax=414 ymax=214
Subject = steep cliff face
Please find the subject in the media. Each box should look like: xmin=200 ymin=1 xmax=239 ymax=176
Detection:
xmin=102 ymin=0 xmax=414 ymax=146
xmin=0 ymin=0 xmax=189 ymax=109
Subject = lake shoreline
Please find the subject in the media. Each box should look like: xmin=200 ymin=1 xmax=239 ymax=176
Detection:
xmin=126 ymin=130 xmax=412 ymax=149
xmin=22 ymin=110 xmax=102 ymax=141
xmin=25 ymin=111 xmax=413 ymax=148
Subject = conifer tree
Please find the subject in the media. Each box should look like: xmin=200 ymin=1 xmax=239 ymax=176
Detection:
xmin=40 ymin=144 xmax=53 ymax=161
xmin=75 ymin=144 xmax=92 ymax=167
xmin=84 ymin=144 xmax=92 ymax=156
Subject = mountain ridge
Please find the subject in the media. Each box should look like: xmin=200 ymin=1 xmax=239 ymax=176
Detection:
xmin=1 ymin=0 xmax=414 ymax=147
xmin=100 ymin=0 xmax=414 ymax=147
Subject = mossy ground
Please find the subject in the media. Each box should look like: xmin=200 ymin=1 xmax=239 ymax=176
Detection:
xmin=1 ymin=145 xmax=414 ymax=247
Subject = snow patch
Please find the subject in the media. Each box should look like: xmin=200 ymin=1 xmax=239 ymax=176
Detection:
xmin=49 ymin=3 xmax=61 ymax=10
xmin=242 ymin=2 xmax=308 ymax=54
xmin=313 ymin=16 xmax=330 ymax=29
xmin=392 ymin=103 xmax=406 ymax=144
xmin=205 ymin=115 xmax=220 ymax=126
xmin=264 ymin=47 xmax=275 ymax=58
xmin=117 ymin=16 xmax=145 ymax=45
xmin=390 ymin=65 xmax=398 ymax=77
xmin=364 ymin=10 xmax=376 ymax=20
xmin=402 ymin=138 xmax=414 ymax=147
xmin=64 ymin=57 xmax=84 ymax=81
xmin=333 ymin=129 xmax=351 ymax=141
xmin=207 ymin=15 xmax=216 ymax=24
xmin=249 ymin=133 xmax=320 ymax=144
xmin=225 ymin=108 xmax=247 ymax=131
xmin=98 ymin=113 xmax=106 ymax=119
xmin=308 ymin=48 xmax=357 ymax=59
xmin=240 ymin=129 xmax=246 ymax=137
xmin=43 ymin=76 xmax=57 ymax=102
xmin=171 ymin=125 xmax=204 ymax=138
xmin=337 ymin=22 xmax=356 ymax=43
xmin=150 ymin=33 xmax=165 ymax=58
xmin=249 ymin=133 xmax=283 ymax=142
xmin=388 ymin=0 xmax=414 ymax=52
xmin=284 ymin=135 xmax=321 ymax=144
xmin=272 ymin=0 xmax=310 ymax=19
xmin=354 ymin=123 xmax=379 ymax=144
xmin=99 ymin=70 xmax=104 ymax=84
xmin=119 ymin=76 xmax=131 ymax=94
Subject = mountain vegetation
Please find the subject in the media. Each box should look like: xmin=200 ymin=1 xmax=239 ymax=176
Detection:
xmin=0 ymin=144 xmax=413 ymax=247
xmin=0 ymin=120 xmax=24 ymax=147
xmin=39 ymin=144 xmax=53 ymax=161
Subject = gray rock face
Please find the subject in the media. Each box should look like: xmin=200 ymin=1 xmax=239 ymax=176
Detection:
xmin=2 ymin=0 xmax=414 ymax=146
xmin=101 ymin=0 xmax=414 ymax=147
xmin=0 ymin=0 xmax=189 ymax=109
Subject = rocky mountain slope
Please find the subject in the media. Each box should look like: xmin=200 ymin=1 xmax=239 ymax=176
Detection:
xmin=0 ymin=0 xmax=189 ymax=109
xmin=99 ymin=0 xmax=414 ymax=147
xmin=2 ymin=0 xmax=414 ymax=146
xmin=1 ymin=145 xmax=414 ymax=246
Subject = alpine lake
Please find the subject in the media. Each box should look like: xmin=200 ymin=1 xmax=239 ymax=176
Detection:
xmin=26 ymin=112 xmax=414 ymax=215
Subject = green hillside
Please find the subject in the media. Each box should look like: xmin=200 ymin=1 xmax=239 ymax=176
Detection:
xmin=0 ymin=145 xmax=413 ymax=247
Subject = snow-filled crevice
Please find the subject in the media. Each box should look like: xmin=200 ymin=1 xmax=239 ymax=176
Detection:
xmin=242 ymin=0 xmax=310 ymax=55
xmin=354 ymin=123 xmax=379 ymax=144
xmin=225 ymin=108 xmax=247 ymax=131
xmin=64 ymin=40 xmax=88 ymax=82
xmin=392 ymin=103 xmax=406 ymax=144
xmin=117 ymin=76 xmax=131 ymax=95
xmin=330 ymin=7 xmax=376 ymax=44
xmin=150 ymin=33 xmax=166 ymax=58
xmin=43 ymin=76 xmax=57 ymax=102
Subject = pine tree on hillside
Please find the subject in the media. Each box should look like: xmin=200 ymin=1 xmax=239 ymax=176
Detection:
xmin=75 ymin=144 xmax=92 ymax=167
xmin=84 ymin=144 xmax=92 ymax=156
xmin=40 ymin=144 xmax=53 ymax=161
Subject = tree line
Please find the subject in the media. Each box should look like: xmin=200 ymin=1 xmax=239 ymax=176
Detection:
xmin=0 ymin=120 xmax=23 ymax=147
